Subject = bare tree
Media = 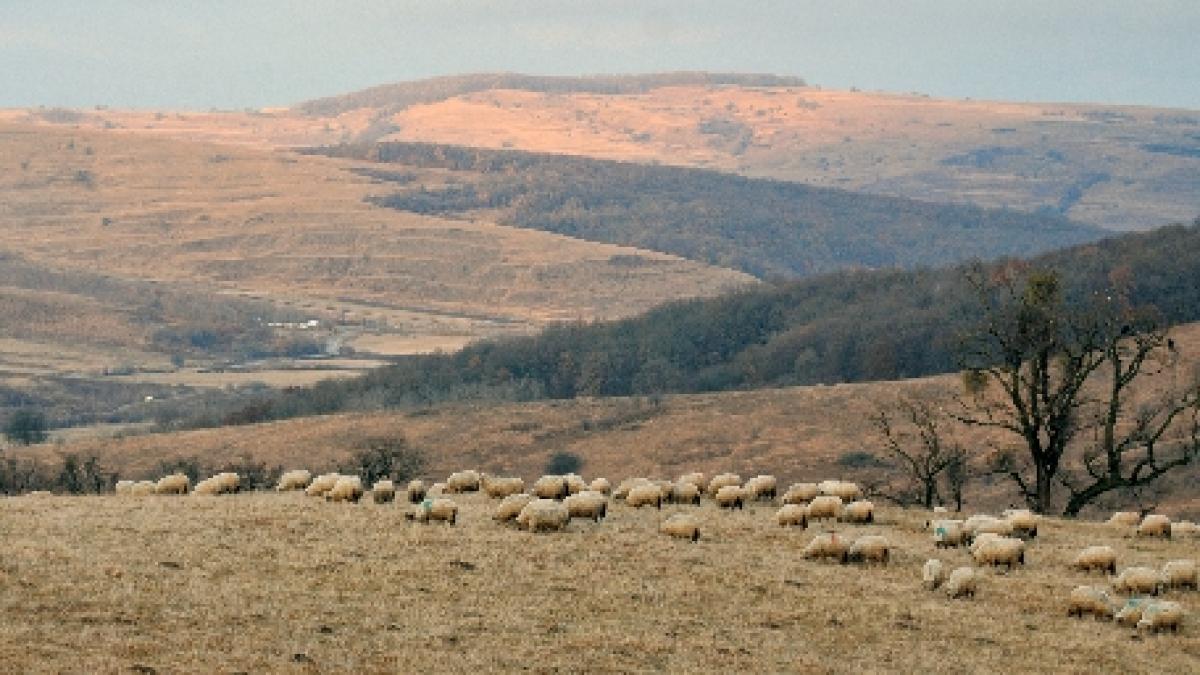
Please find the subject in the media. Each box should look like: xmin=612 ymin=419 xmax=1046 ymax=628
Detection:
xmin=873 ymin=395 xmax=966 ymax=509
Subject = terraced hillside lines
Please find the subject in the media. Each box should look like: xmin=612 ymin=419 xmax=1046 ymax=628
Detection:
xmin=0 ymin=495 xmax=1196 ymax=672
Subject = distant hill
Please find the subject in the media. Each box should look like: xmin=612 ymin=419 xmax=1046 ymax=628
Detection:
xmin=311 ymin=141 xmax=1105 ymax=278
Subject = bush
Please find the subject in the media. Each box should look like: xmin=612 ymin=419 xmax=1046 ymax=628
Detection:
xmin=838 ymin=451 xmax=887 ymax=469
xmin=5 ymin=409 xmax=48 ymax=445
xmin=339 ymin=436 xmax=424 ymax=485
xmin=545 ymin=451 xmax=583 ymax=475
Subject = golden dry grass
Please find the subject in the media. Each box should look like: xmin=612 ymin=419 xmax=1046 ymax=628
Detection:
xmin=0 ymin=491 xmax=1197 ymax=673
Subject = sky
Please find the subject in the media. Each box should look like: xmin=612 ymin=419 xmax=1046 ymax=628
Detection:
xmin=2 ymin=1 xmax=1198 ymax=110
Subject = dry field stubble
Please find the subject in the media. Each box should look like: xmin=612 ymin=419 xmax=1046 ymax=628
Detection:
xmin=0 ymin=492 xmax=1197 ymax=673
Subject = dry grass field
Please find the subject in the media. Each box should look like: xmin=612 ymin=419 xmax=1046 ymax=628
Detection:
xmin=0 ymin=490 xmax=1197 ymax=673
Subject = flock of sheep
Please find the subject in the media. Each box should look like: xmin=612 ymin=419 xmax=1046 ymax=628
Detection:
xmin=114 ymin=468 xmax=1197 ymax=634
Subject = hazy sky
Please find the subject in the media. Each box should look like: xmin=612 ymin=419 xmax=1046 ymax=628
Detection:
xmin=2 ymin=1 xmax=1198 ymax=110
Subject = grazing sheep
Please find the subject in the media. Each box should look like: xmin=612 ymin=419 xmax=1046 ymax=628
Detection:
xmin=932 ymin=506 xmax=949 ymax=514
xmin=532 ymin=475 xmax=570 ymax=500
xmin=405 ymin=479 xmax=427 ymax=504
xmin=1070 ymin=546 xmax=1118 ymax=575
xmin=1067 ymin=585 xmax=1118 ymax=620
xmin=1116 ymin=598 xmax=1151 ymax=627
xmin=154 ymin=473 xmax=190 ymax=495
xmin=114 ymin=480 xmax=134 ymax=496
xmin=944 ymin=567 xmax=978 ymax=599
xmin=516 ymin=498 xmax=570 ymax=533
xmin=714 ymin=485 xmax=747 ymax=510
xmin=1108 ymin=511 xmax=1142 ymax=528
xmin=1137 ymin=601 xmax=1185 ymax=633
xmin=306 ymin=473 xmax=340 ymax=498
xmin=589 ymin=477 xmax=611 ymax=495
xmin=844 ymin=535 xmax=891 ymax=565
xmin=840 ymin=500 xmax=875 ymax=524
xmin=407 ymin=498 xmax=458 ymax=525
xmin=1171 ymin=521 xmax=1200 ymax=538
xmin=782 ymin=483 xmax=819 ymax=505
xmin=494 ymin=493 xmax=535 ymax=523
xmin=652 ymin=479 xmax=675 ymax=502
xmin=480 ymin=474 xmax=525 ymax=499
xmin=971 ymin=536 xmax=1026 ymax=570
xmin=931 ymin=520 xmax=968 ymax=548
xmin=744 ymin=475 xmax=778 ymax=501
xmin=1003 ymin=509 xmax=1039 ymax=539
xmin=1162 ymin=560 xmax=1198 ymax=591
xmin=818 ymin=480 xmax=863 ymax=502
xmin=775 ymin=504 xmax=808 ymax=528
xmin=428 ymin=482 xmax=447 ymax=497
xmin=661 ymin=513 xmax=701 ymax=542
xmin=276 ymin=469 xmax=312 ymax=492
xmin=209 ymin=472 xmax=239 ymax=494
xmin=326 ymin=476 xmax=364 ymax=503
xmin=564 ymin=490 xmax=608 ymax=522
xmin=563 ymin=474 xmax=588 ymax=495
xmin=669 ymin=481 xmax=702 ymax=506
xmin=707 ymin=473 xmax=742 ymax=497
xmin=613 ymin=478 xmax=649 ymax=500
xmin=446 ymin=470 xmax=481 ymax=493
xmin=678 ymin=472 xmax=706 ymax=489
xmin=1114 ymin=566 xmax=1165 ymax=596
xmin=965 ymin=515 xmax=1014 ymax=540
xmin=131 ymin=480 xmax=157 ymax=497
xmin=1137 ymin=514 xmax=1172 ymax=539
xmin=625 ymin=483 xmax=664 ymax=509
xmin=923 ymin=559 xmax=947 ymax=590
xmin=806 ymin=495 xmax=843 ymax=522
xmin=371 ymin=480 xmax=396 ymax=504
xmin=968 ymin=532 xmax=1003 ymax=555
xmin=802 ymin=532 xmax=850 ymax=562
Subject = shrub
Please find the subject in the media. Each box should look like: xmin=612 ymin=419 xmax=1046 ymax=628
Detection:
xmin=339 ymin=436 xmax=424 ymax=485
xmin=545 ymin=451 xmax=583 ymax=475
xmin=5 ymin=409 xmax=48 ymax=445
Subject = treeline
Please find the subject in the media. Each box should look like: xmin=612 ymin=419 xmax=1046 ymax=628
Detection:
xmin=311 ymin=141 xmax=1103 ymax=279
xmin=172 ymin=223 xmax=1200 ymax=429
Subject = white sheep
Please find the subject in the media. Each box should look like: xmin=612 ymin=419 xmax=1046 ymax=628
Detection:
xmin=651 ymin=479 xmax=675 ymax=502
xmin=802 ymin=532 xmax=850 ymax=562
xmin=428 ymin=482 xmax=447 ymax=497
xmin=806 ymin=495 xmax=843 ymax=521
xmin=1116 ymin=598 xmax=1151 ymax=627
xmin=1162 ymin=560 xmax=1198 ymax=591
xmin=625 ymin=483 xmax=664 ymax=509
xmin=306 ymin=473 xmax=340 ymax=498
xmin=707 ymin=473 xmax=742 ymax=497
xmin=1171 ymin=521 xmax=1200 ymax=538
xmin=839 ymin=500 xmax=875 ymax=524
xmin=931 ymin=520 xmax=968 ymax=548
xmin=782 ymin=483 xmax=819 ymax=504
xmin=714 ymin=485 xmax=747 ymax=510
xmin=564 ymin=490 xmax=608 ymax=522
xmin=407 ymin=498 xmax=458 ymax=525
xmin=1070 ymin=546 xmax=1118 ymax=575
xmin=1107 ymin=511 xmax=1142 ymax=528
xmin=445 ymin=470 xmax=481 ymax=493
xmin=114 ymin=480 xmax=134 ymax=496
xmin=944 ymin=567 xmax=978 ymax=599
xmin=276 ymin=469 xmax=312 ymax=492
xmin=1002 ymin=508 xmax=1039 ymax=539
xmin=516 ymin=498 xmax=570 ymax=533
xmin=965 ymin=515 xmax=1014 ymax=540
xmin=844 ymin=535 xmax=891 ymax=565
xmin=1137 ymin=514 xmax=1171 ymax=539
xmin=670 ymin=481 xmax=702 ymax=506
xmin=130 ymin=480 xmax=156 ymax=497
xmin=405 ymin=479 xmax=427 ymax=503
xmin=744 ymin=475 xmax=778 ymax=501
xmin=563 ymin=473 xmax=588 ymax=495
xmin=678 ymin=472 xmax=706 ymax=489
xmin=215 ymin=472 xmax=240 ymax=493
xmin=154 ymin=473 xmax=190 ymax=495
xmin=371 ymin=479 xmax=396 ymax=504
xmin=1067 ymin=585 xmax=1117 ymax=620
xmin=775 ymin=504 xmax=808 ymax=528
xmin=532 ymin=475 xmax=570 ymax=500
xmin=613 ymin=477 xmax=649 ymax=500
xmin=493 ymin=493 xmax=534 ymax=524
xmin=480 ymin=474 xmax=525 ymax=499
xmin=971 ymin=536 xmax=1025 ymax=570
xmin=661 ymin=513 xmax=701 ymax=542
xmin=1137 ymin=601 xmax=1185 ymax=633
xmin=818 ymin=480 xmax=863 ymax=501
xmin=1114 ymin=566 xmax=1164 ymax=596
xmin=589 ymin=477 xmax=611 ymax=495
xmin=923 ymin=559 xmax=947 ymax=590
xmin=326 ymin=476 xmax=364 ymax=503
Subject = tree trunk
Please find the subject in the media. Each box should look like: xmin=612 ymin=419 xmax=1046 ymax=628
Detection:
xmin=1035 ymin=464 xmax=1054 ymax=514
xmin=923 ymin=480 xmax=935 ymax=509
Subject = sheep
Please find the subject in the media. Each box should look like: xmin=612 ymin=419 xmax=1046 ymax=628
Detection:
xmin=154 ymin=473 xmax=190 ymax=495
xmin=589 ymin=477 xmax=611 ymax=495
xmin=1108 ymin=511 xmax=1142 ymax=528
xmin=744 ymin=475 xmax=778 ymax=501
xmin=707 ymin=473 xmax=742 ymax=497
xmin=532 ymin=475 xmax=570 ymax=500
xmin=516 ymin=498 xmax=570 ymax=533
xmin=944 ymin=567 xmax=978 ymax=599
xmin=775 ymin=504 xmax=808 ymax=528
xmin=480 ymin=474 xmax=524 ymax=499
xmin=563 ymin=474 xmax=588 ymax=495
xmin=806 ymin=495 xmax=843 ymax=522
xmin=964 ymin=515 xmax=1014 ymax=541
xmin=371 ymin=479 xmax=396 ymax=504
xmin=1070 ymin=546 xmax=1118 ymax=575
xmin=669 ymin=481 xmax=702 ymax=506
xmin=130 ymin=480 xmax=156 ymax=497
xmin=802 ymin=532 xmax=849 ymax=562
xmin=1067 ymin=585 xmax=1118 ymax=620
xmin=1137 ymin=601 xmax=1185 ymax=633
xmin=932 ymin=506 xmax=949 ymax=514
xmin=1116 ymin=598 xmax=1151 ymax=627
xmin=1113 ymin=566 xmax=1165 ymax=596
xmin=1003 ymin=508 xmax=1039 ymax=539
xmin=818 ymin=480 xmax=863 ymax=502
xmin=678 ymin=472 xmax=706 ymax=489
xmin=114 ymin=480 xmax=134 ymax=496
xmin=275 ymin=469 xmax=311 ymax=492
xmin=1162 ymin=560 xmax=1198 ymax=591
xmin=428 ymin=482 xmax=447 ymax=497
xmin=613 ymin=478 xmax=649 ymax=500
xmin=714 ymin=485 xmax=747 ymax=510
xmin=445 ymin=470 xmax=481 ymax=493
xmin=922 ymin=559 xmax=947 ymax=590
xmin=652 ymin=479 xmax=675 ymax=502
xmin=931 ymin=520 xmax=968 ymax=548
xmin=564 ymin=490 xmax=608 ymax=522
xmin=407 ymin=498 xmax=458 ymax=525
xmin=840 ymin=500 xmax=875 ymax=524
xmin=216 ymin=472 xmax=240 ymax=493
xmin=1171 ymin=521 xmax=1200 ymax=538
xmin=782 ymin=483 xmax=819 ymax=504
xmin=968 ymin=532 xmax=1003 ymax=556
xmin=625 ymin=483 xmax=664 ymax=509
xmin=305 ymin=473 xmax=340 ymax=498
xmin=843 ymin=535 xmax=891 ymax=565
xmin=661 ymin=514 xmax=701 ymax=542
xmin=494 ymin=493 xmax=535 ymax=523
xmin=326 ymin=476 xmax=364 ymax=503
xmin=405 ymin=479 xmax=427 ymax=503
xmin=1137 ymin=514 xmax=1172 ymax=539
xmin=971 ymin=536 xmax=1025 ymax=570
